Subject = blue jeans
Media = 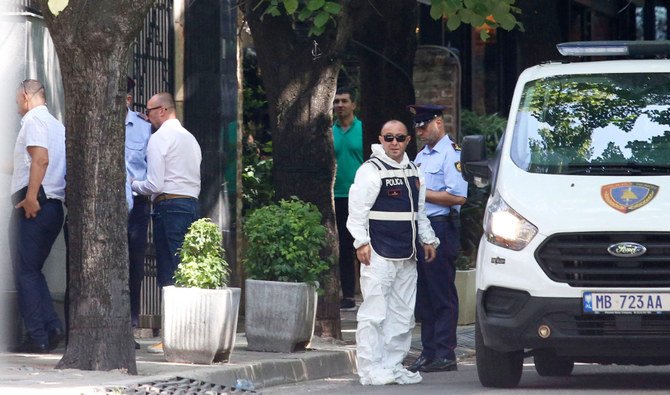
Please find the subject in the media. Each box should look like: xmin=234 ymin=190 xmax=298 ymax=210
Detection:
xmin=128 ymin=196 xmax=150 ymax=327
xmin=9 ymin=199 xmax=65 ymax=346
xmin=151 ymin=198 xmax=199 ymax=288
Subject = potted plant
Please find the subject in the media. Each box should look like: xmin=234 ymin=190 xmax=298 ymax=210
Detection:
xmin=454 ymin=255 xmax=477 ymax=325
xmin=162 ymin=218 xmax=241 ymax=364
xmin=242 ymin=198 xmax=330 ymax=353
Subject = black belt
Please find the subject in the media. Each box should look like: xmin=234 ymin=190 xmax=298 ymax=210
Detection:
xmin=429 ymin=209 xmax=460 ymax=223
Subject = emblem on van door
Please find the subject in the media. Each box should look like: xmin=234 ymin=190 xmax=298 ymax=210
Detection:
xmin=607 ymin=242 xmax=647 ymax=258
xmin=601 ymin=182 xmax=659 ymax=213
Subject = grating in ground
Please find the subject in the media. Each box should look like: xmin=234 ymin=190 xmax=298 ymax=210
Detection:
xmin=105 ymin=376 xmax=257 ymax=395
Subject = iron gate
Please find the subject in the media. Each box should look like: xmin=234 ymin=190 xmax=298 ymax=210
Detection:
xmin=131 ymin=0 xmax=174 ymax=329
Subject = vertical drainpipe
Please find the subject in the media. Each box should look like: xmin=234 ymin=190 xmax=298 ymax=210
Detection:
xmin=173 ymin=0 xmax=186 ymax=120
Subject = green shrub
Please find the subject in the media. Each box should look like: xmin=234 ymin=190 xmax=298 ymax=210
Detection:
xmin=174 ymin=218 xmax=230 ymax=289
xmin=243 ymin=198 xmax=330 ymax=286
xmin=460 ymin=109 xmax=505 ymax=154
xmin=457 ymin=110 xmax=506 ymax=270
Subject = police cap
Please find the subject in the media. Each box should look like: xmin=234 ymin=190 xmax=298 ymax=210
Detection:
xmin=407 ymin=104 xmax=446 ymax=128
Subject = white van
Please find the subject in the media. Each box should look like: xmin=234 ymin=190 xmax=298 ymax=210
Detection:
xmin=461 ymin=41 xmax=670 ymax=388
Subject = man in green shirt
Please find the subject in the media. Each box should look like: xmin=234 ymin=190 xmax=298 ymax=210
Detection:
xmin=333 ymin=87 xmax=364 ymax=310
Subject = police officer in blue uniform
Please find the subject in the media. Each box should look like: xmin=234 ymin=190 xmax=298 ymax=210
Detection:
xmin=125 ymin=77 xmax=152 ymax=349
xmin=406 ymin=104 xmax=468 ymax=373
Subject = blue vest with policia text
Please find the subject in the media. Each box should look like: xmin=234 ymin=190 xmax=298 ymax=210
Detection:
xmin=367 ymin=157 xmax=421 ymax=260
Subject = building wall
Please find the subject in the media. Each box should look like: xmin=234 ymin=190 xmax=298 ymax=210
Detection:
xmin=413 ymin=46 xmax=460 ymax=141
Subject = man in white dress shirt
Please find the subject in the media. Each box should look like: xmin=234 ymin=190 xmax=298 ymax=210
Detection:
xmin=10 ymin=79 xmax=66 ymax=353
xmin=132 ymin=92 xmax=201 ymax=289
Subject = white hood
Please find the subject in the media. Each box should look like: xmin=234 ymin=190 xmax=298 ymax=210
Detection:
xmin=497 ymin=164 xmax=670 ymax=236
xmin=370 ymin=144 xmax=410 ymax=169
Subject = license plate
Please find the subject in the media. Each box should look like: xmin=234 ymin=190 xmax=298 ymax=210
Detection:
xmin=583 ymin=292 xmax=670 ymax=314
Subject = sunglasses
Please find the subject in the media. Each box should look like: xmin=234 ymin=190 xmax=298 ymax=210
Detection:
xmin=145 ymin=106 xmax=162 ymax=115
xmin=383 ymin=134 xmax=408 ymax=143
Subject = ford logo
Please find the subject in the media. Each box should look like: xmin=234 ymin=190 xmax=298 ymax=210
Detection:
xmin=607 ymin=242 xmax=647 ymax=258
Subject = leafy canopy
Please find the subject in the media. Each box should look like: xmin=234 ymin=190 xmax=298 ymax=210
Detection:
xmin=259 ymin=0 xmax=522 ymax=39
xmin=174 ymin=218 xmax=230 ymax=289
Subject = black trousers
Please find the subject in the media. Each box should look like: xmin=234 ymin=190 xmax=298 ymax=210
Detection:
xmin=335 ymin=197 xmax=356 ymax=299
xmin=128 ymin=196 xmax=150 ymax=327
xmin=416 ymin=219 xmax=460 ymax=360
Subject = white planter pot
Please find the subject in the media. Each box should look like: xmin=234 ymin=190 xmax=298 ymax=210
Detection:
xmin=245 ymin=279 xmax=317 ymax=353
xmin=162 ymin=285 xmax=241 ymax=364
xmin=456 ymin=269 xmax=477 ymax=325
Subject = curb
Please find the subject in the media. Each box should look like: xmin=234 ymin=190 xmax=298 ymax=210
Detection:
xmin=0 ymin=336 xmax=357 ymax=394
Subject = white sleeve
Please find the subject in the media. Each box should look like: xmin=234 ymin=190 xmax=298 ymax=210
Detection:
xmin=417 ymin=166 xmax=440 ymax=247
xmin=346 ymin=162 xmax=381 ymax=249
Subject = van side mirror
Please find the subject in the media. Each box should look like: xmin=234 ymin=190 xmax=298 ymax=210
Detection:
xmin=461 ymin=135 xmax=491 ymax=185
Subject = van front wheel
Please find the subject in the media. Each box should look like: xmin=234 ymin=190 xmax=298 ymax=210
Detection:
xmin=475 ymin=320 xmax=523 ymax=388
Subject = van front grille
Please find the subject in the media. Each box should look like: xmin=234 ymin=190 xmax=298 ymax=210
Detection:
xmin=535 ymin=233 xmax=670 ymax=287
xmin=546 ymin=313 xmax=670 ymax=336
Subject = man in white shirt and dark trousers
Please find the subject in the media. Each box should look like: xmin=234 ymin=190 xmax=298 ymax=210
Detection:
xmin=131 ymin=92 xmax=202 ymax=353
xmin=10 ymin=79 xmax=67 ymax=353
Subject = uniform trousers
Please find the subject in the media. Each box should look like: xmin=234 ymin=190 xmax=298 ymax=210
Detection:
xmin=416 ymin=219 xmax=460 ymax=360
xmin=356 ymin=252 xmax=417 ymax=380
xmin=9 ymin=199 xmax=64 ymax=346
xmin=151 ymin=197 xmax=198 ymax=288
xmin=128 ymin=196 xmax=150 ymax=327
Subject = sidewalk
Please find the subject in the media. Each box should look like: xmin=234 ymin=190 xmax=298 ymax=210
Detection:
xmin=0 ymin=307 xmax=475 ymax=393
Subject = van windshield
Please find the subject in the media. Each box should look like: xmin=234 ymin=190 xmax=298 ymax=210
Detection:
xmin=511 ymin=73 xmax=670 ymax=175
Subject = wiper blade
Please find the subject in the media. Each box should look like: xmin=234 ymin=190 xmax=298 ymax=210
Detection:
xmin=565 ymin=163 xmax=670 ymax=175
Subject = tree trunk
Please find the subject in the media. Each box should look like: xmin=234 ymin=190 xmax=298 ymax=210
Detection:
xmin=244 ymin=3 xmax=355 ymax=339
xmin=37 ymin=0 xmax=154 ymax=373
xmin=352 ymin=0 xmax=418 ymax=158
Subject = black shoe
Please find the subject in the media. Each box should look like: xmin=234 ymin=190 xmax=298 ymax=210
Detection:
xmin=340 ymin=298 xmax=356 ymax=311
xmin=12 ymin=338 xmax=49 ymax=354
xmin=134 ymin=340 xmax=141 ymax=350
xmin=48 ymin=328 xmax=65 ymax=351
xmin=407 ymin=355 xmax=432 ymax=373
xmin=420 ymin=357 xmax=458 ymax=372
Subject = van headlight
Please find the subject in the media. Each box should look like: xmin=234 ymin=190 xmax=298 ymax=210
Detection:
xmin=484 ymin=193 xmax=537 ymax=251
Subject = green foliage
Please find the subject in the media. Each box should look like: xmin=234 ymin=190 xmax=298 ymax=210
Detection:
xmin=258 ymin=0 xmax=522 ymax=39
xmin=430 ymin=0 xmax=523 ymax=41
xmin=262 ymin=0 xmax=341 ymax=36
xmin=242 ymin=139 xmax=274 ymax=215
xmin=242 ymin=49 xmax=274 ymax=214
xmin=461 ymin=109 xmax=506 ymax=155
xmin=457 ymin=110 xmax=506 ymax=269
xmin=174 ymin=218 xmax=230 ymax=289
xmin=243 ymin=198 xmax=331 ymax=286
